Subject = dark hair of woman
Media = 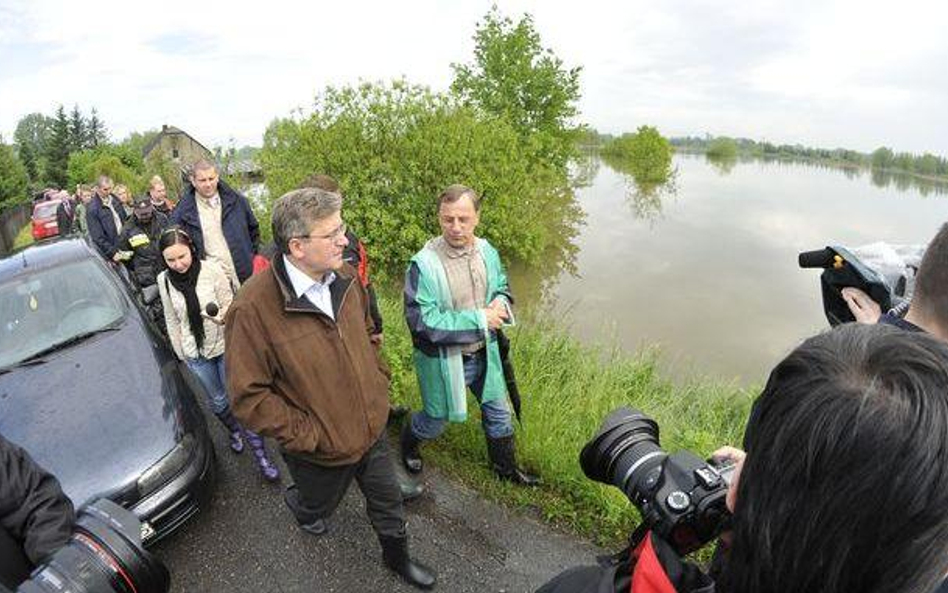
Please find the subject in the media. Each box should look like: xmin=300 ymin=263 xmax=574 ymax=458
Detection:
xmin=158 ymin=226 xmax=205 ymax=351
xmin=722 ymin=323 xmax=948 ymax=593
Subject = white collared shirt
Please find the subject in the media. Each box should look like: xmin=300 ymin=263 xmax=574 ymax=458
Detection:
xmin=283 ymin=255 xmax=336 ymax=320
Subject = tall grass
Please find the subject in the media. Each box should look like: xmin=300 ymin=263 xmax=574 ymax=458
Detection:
xmin=378 ymin=290 xmax=757 ymax=546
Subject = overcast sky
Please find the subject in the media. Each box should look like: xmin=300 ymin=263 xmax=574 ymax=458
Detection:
xmin=1 ymin=0 xmax=945 ymax=155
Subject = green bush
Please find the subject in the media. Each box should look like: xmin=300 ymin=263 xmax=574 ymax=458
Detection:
xmin=601 ymin=126 xmax=674 ymax=185
xmin=0 ymin=143 xmax=30 ymax=210
xmin=259 ymin=80 xmax=581 ymax=281
xmin=67 ymin=144 xmax=145 ymax=193
xmin=706 ymin=137 xmax=738 ymax=159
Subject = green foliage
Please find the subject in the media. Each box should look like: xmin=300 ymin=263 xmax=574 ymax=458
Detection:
xmin=872 ymin=147 xmax=894 ymax=170
xmin=451 ymin=7 xmax=582 ymax=169
xmin=259 ymin=80 xmax=581 ymax=281
xmin=67 ymin=143 xmax=145 ymax=193
xmin=0 ymin=143 xmax=30 ymax=209
xmin=706 ymin=137 xmax=738 ymax=159
xmin=601 ymin=126 xmax=674 ymax=185
xmin=12 ymin=223 xmax=33 ymax=250
xmin=13 ymin=113 xmax=52 ymax=185
xmin=45 ymin=106 xmax=71 ymax=188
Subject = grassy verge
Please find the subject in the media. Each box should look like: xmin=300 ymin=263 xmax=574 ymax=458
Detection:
xmin=11 ymin=224 xmax=33 ymax=250
xmin=377 ymin=291 xmax=757 ymax=547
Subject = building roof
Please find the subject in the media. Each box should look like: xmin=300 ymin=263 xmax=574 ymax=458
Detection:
xmin=141 ymin=125 xmax=212 ymax=160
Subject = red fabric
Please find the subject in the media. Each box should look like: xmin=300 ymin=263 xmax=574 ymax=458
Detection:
xmin=252 ymin=254 xmax=270 ymax=275
xmin=630 ymin=532 xmax=678 ymax=593
xmin=357 ymin=241 xmax=370 ymax=287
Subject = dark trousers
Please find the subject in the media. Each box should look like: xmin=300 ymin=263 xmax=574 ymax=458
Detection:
xmin=282 ymin=434 xmax=405 ymax=538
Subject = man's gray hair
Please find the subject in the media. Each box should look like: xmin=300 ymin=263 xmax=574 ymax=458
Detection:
xmin=97 ymin=175 xmax=113 ymax=188
xmin=272 ymin=188 xmax=343 ymax=254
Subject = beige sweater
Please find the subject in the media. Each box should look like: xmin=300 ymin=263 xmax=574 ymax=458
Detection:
xmin=158 ymin=259 xmax=233 ymax=360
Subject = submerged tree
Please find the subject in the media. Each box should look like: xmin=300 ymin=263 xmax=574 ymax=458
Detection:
xmin=451 ymin=7 xmax=582 ymax=169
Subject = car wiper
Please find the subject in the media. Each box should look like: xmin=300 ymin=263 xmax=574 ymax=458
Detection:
xmin=12 ymin=325 xmax=122 ymax=364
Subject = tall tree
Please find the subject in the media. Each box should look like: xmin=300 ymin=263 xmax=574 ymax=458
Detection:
xmin=13 ymin=113 xmax=53 ymax=183
xmin=45 ymin=105 xmax=71 ymax=188
xmin=69 ymin=104 xmax=87 ymax=152
xmin=86 ymin=108 xmax=108 ymax=147
xmin=0 ymin=141 xmax=30 ymax=209
xmin=871 ymin=147 xmax=894 ymax=170
xmin=451 ymin=8 xmax=582 ymax=167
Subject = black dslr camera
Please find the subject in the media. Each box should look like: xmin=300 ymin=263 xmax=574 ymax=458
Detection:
xmin=7 ymin=498 xmax=169 ymax=593
xmin=581 ymin=407 xmax=736 ymax=555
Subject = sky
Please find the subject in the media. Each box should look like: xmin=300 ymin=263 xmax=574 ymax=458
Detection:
xmin=1 ymin=0 xmax=946 ymax=155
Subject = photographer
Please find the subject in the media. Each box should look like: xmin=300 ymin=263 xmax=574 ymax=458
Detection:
xmin=842 ymin=223 xmax=948 ymax=341
xmin=0 ymin=434 xmax=75 ymax=589
xmin=541 ymin=323 xmax=948 ymax=593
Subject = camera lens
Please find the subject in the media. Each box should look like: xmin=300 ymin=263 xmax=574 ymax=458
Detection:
xmin=580 ymin=407 xmax=667 ymax=501
xmin=17 ymin=499 xmax=169 ymax=593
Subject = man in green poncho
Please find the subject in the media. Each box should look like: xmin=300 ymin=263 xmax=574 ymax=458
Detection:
xmin=401 ymin=184 xmax=538 ymax=486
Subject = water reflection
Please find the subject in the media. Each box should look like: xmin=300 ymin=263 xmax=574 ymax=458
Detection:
xmin=870 ymin=169 xmax=948 ymax=197
xmin=705 ymin=154 xmax=738 ymax=176
xmin=510 ymin=153 xmax=948 ymax=386
xmin=599 ymin=153 xmax=680 ymax=223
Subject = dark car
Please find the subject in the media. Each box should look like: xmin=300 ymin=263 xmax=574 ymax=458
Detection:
xmin=31 ymin=198 xmax=63 ymax=241
xmin=0 ymin=238 xmax=215 ymax=544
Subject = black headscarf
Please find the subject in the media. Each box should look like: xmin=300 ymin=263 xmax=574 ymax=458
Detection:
xmin=166 ymin=255 xmax=205 ymax=352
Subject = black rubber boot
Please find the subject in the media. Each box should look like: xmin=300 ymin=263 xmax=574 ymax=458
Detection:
xmin=379 ymin=535 xmax=437 ymax=590
xmin=400 ymin=422 xmax=424 ymax=474
xmin=394 ymin=460 xmax=425 ymax=501
xmin=486 ymin=435 xmax=541 ymax=487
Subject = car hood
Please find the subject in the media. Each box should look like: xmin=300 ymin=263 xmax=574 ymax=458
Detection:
xmin=0 ymin=317 xmax=186 ymax=509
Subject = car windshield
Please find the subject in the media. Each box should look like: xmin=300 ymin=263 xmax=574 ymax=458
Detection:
xmin=0 ymin=259 xmax=125 ymax=367
xmin=34 ymin=201 xmax=59 ymax=219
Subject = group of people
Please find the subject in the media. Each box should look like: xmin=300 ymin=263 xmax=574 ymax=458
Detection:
xmin=11 ymin=155 xmax=948 ymax=593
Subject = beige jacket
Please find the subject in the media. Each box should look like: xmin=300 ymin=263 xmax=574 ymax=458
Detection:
xmin=158 ymin=259 xmax=233 ymax=360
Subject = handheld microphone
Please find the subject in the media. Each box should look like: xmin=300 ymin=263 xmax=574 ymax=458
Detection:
xmin=205 ymin=302 xmax=219 ymax=317
xmin=798 ymin=248 xmax=836 ymax=269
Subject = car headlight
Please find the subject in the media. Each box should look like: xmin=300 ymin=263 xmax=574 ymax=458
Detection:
xmin=137 ymin=434 xmax=195 ymax=497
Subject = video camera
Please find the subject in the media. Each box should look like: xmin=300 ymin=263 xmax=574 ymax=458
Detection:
xmin=581 ymin=407 xmax=736 ymax=556
xmin=798 ymin=246 xmax=893 ymax=326
xmin=4 ymin=498 xmax=169 ymax=593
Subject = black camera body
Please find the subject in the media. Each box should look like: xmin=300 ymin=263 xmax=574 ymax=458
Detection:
xmin=581 ymin=407 xmax=735 ymax=555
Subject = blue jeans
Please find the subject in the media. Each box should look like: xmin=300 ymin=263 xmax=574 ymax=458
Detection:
xmin=411 ymin=349 xmax=513 ymax=440
xmin=186 ymin=355 xmax=230 ymax=416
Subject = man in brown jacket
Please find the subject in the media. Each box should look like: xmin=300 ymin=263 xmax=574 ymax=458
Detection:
xmin=224 ymin=187 xmax=436 ymax=590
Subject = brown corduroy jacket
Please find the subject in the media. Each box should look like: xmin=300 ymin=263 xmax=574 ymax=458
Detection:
xmin=224 ymin=257 xmax=390 ymax=466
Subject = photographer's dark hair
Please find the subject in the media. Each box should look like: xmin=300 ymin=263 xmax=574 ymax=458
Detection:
xmin=910 ymin=223 xmax=948 ymax=334
xmin=723 ymin=323 xmax=948 ymax=593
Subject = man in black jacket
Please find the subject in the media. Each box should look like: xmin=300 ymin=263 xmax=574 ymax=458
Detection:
xmin=0 ymin=434 xmax=75 ymax=590
xmin=86 ymin=175 xmax=128 ymax=260
xmin=171 ymin=160 xmax=259 ymax=288
xmin=117 ymin=195 xmax=170 ymax=290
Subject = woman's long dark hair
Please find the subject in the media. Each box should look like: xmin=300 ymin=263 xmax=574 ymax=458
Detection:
xmin=159 ymin=226 xmax=205 ymax=352
xmin=721 ymin=323 xmax=948 ymax=593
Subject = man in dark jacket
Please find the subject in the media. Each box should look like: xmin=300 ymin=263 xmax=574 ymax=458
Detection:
xmin=86 ymin=175 xmax=128 ymax=260
xmin=54 ymin=193 xmax=76 ymax=237
xmin=0 ymin=434 xmax=75 ymax=590
xmin=171 ymin=160 xmax=259 ymax=287
xmin=225 ymin=187 xmax=435 ymax=590
xmin=117 ymin=195 xmax=170 ymax=289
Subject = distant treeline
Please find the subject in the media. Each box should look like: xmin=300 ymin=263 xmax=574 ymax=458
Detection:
xmin=670 ymin=135 xmax=948 ymax=179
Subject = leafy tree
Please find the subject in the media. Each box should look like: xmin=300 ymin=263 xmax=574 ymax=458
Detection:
xmin=67 ymin=143 xmax=145 ymax=192
xmin=601 ymin=126 xmax=674 ymax=184
xmin=451 ymin=7 xmax=582 ymax=168
xmin=706 ymin=137 xmax=738 ymax=159
xmin=0 ymin=141 xmax=30 ymax=210
xmin=915 ymin=153 xmax=940 ymax=177
xmin=260 ymin=80 xmax=581 ymax=280
xmin=45 ymin=105 xmax=71 ymax=187
xmin=871 ymin=147 xmax=894 ymax=169
xmin=13 ymin=113 xmax=53 ymax=184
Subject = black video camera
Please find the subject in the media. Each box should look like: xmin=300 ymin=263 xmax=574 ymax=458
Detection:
xmin=580 ymin=407 xmax=735 ymax=556
xmin=7 ymin=498 xmax=169 ymax=593
xmin=798 ymin=246 xmax=893 ymax=326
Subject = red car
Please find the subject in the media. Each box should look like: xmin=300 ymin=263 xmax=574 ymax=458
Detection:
xmin=31 ymin=198 xmax=63 ymax=240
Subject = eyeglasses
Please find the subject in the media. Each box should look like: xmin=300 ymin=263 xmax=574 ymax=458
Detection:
xmin=294 ymin=222 xmax=347 ymax=243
